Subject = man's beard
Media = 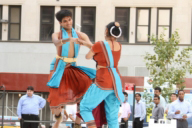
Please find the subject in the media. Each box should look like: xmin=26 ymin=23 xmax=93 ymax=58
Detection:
xmin=179 ymin=97 xmax=184 ymax=101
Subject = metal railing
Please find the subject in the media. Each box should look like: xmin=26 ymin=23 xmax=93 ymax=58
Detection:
xmin=1 ymin=120 xmax=126 ymax=128
xmin=0 ymin=85 xmax=6 ymax=128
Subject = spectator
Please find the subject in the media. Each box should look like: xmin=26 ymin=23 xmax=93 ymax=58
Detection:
xmin=66 ymin=104 xmax=76 ymax=128
xmin=120 ymin=92 xmax=131 ymax=128
xmin=66 ymin=104 xmax=86 ymax=128
xmin=17 ymin=86 xmax=46 ymax=128
xmin=152 ymin=95 xmax=164 ymax=123
xmin=168 ymin=90 xmax=192 ymax=128
xmin=154 ymin=87 xmax=166 ymax=108
xmin=134 ymin=93 xmax=146 ymax=128
xmin=165 ymin=93 xmax=178 ymax=119
xmin=118 ymin=105 xmax=122 ymax=126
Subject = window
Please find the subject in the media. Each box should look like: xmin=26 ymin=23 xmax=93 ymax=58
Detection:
xmin=135 ymin=67 xmax=149 ymax=76
xmin=81 ymin=7 xmax=96 ymax=42
xmin=157 ymin=8 xmax=172 ymax=39
xmin=0 ymin=6 xmax=2 ymax=40
xmin=136 ymin=8 xmax=151 ymax=43
xmin=118 ymin=67 xmax=128 ymax=76
xmin=8 ymin=6 xmax=21 ymax=40
xmin=40 ymin=6 xmax=54 ymax=41
xmin=61 ymin=7 xmax=75 ymax=28
xmin=115 ymin=8 xmax=130 ymax=43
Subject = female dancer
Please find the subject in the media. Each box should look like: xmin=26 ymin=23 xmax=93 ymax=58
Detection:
xmin=79 ymin=22 xmax=124 ymax=128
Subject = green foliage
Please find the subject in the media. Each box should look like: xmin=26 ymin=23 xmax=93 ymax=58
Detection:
xmin=144 ymin=29 xmax=192 ymax=102
xmin=142 ymin=89 xmax=153 ymax=116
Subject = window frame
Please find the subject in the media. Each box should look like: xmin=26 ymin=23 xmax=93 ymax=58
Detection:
xmin=40 ymin=6 xmax=55 ymax=41
xmin=157 ymin=8 xmax=172 ymax=38
xmin=115 ymin=7 xmax=130 ymax=44
xmin=0 ymin=5 xmax=2 ymax=40
xmin=81 ymin=7 xmax=96 ymax=42
xmin=8 ymin=5 xmax=22 ymax=40
xmin=135 ymin=8 xmax=151 ymax=43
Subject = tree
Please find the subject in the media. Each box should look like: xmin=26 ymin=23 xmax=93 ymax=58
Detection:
xmin=142 ymin=89 xmax=153 ymax=116
xmin=144 ymin=30 xmax=192 ymax=102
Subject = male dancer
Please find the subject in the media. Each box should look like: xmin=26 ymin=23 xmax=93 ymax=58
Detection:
xmin=47 ymin=10 xmax=106 ymax=128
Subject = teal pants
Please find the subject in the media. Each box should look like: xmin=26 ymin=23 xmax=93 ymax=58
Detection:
xmin=80 ymin=84 xmax=120 ymax=128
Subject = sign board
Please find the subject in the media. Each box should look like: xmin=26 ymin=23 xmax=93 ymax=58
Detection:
xmin=0 ymin=116 xmax=19 ymax=126
xmin=149 ymin=119 xmax=176 ymax=128
xmin=124 ymin=83 xmax=135 ymax=94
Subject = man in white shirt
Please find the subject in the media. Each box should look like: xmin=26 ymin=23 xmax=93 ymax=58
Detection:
xmin=66 ymin=104 xmax=77 ymax=128
xmin=66 ymin=104 xmax=86 ymax=128
xmin=165 ymin=93 xmax=178 ymax=119
xmin=120 ymin=92 xmax=131 ymax=128
xmin=134 ymin=93 xmax=146 ymax=128
xmin=154 ymin=87 xmax=166 ymax=108
xmin=118 ymin=106 xmax=122 ymax=123
xmin=168 ymin=90 xmax=192 ymax=128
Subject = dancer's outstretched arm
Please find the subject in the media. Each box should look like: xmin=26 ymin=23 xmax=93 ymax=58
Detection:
xmin=52 ymin=32 xmax=78 ymax=47
xmin=85 ymin=50 xmax=94 ymax=60
xmin=77 ymin=32 xmax=93 ymax=49
xmin=76 ymin=32 xmax=94 ymax=59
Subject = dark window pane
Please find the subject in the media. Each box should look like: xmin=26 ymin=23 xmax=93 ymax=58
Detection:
xmin=118 ymin=26 xmax=128 ymax=42
xmin=40 ymin=6 xmax=54 ymax=41
xmin=40 ymin=24 xmax=54 ymax=41
xmin=82 ymin=8 xmax=95 ymax=25
xmin=41 ymin=7 xmax=54 ymax=23
xmin=9 ymin=6 xmax=21 ymax=40
xmin=116 ymin=9 xmax=129 ymax=26
xmin=10 ymin=7 xmax=20 ymax=23
xmin=42 ymin=15 xmax=54 ymax=23
xmin=115 ymin=8 xmax=129 ymax=43
xmin=81 ymin=7 xmax=95 ymax=42
xmin=10 ymin=24 xmax=20 ymax=40
xmin=0 ymin=7 xmax=1 ymax=18
xmin=0 ymin=6 xmax=2 ymax=40
xmin=82 ymin=25 xmax=94 ymax=42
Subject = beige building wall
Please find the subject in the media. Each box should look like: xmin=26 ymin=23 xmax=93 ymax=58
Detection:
xmin=0 ymin=0 xmax=192 ymax=77
xmin=0 ymin=0 xmax=191 ymax=43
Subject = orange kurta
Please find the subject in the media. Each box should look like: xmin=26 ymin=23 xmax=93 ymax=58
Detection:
xmin=92 ymin=41 xmax=121 ymax=90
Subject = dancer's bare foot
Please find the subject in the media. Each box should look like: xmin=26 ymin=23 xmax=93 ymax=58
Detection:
xmin=86 ymin=121 xmax=96 ymax=128
xmin=86 ymin=125 xmax=96 ymax=128
xmin=52 ymin=107 xmax=62 ymax=128
xmin=74 ymin=123 xmax=82 ymax=128
xmin=53 ymin=114 xmax=62 ymax=128
xmin=75 ymin=116 xmax=81 ymax=125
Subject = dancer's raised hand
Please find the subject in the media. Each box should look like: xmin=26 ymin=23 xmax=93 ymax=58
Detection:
xmin=61 ymin=37 xmax=78 ymax=44
xmin=77 ymin=38 xmax=86 ymax=45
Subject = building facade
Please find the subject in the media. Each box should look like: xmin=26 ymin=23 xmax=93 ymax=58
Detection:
xmin=0 ymin=0 xmax=192 ymax=126
xmin=0 ymin=0 xmax=192 ymax=76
